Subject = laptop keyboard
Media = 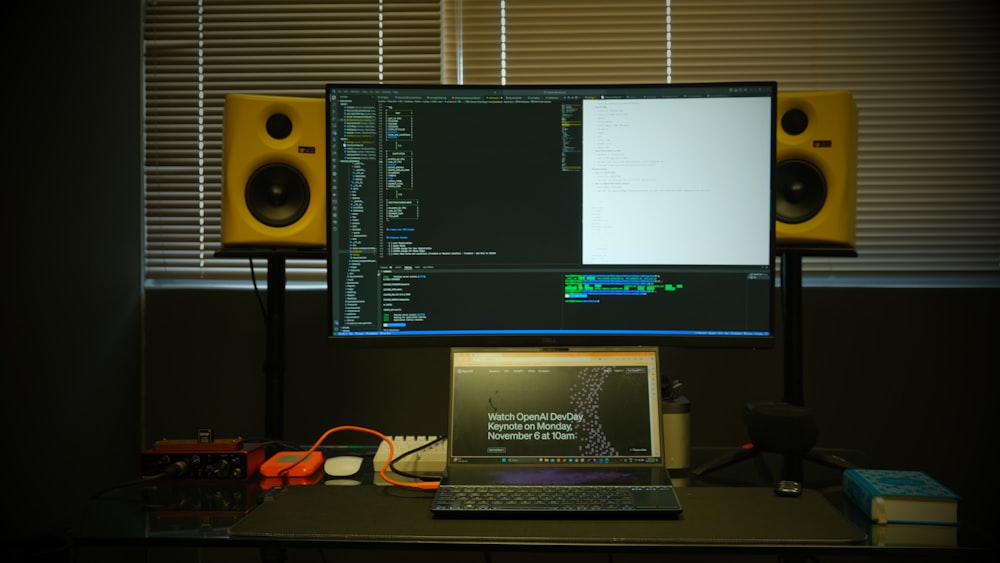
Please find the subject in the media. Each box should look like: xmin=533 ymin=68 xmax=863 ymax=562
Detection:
xmin=432 ymin=485 xmax=672 ymax=512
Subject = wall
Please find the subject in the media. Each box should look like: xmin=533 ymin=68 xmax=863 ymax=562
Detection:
xmin=2 ymin=0 xmax=142 ymax=550
xmin=144 ymin=285 xmax=1000 ymax=541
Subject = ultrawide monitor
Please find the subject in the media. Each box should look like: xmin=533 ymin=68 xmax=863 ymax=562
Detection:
xmin=326 ymin=82 xmax=777 ymax=348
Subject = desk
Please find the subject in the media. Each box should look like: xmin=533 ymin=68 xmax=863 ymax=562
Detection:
xmin=65 ymin=448 xmax=995 ymax=562
xmin=227 ymin=485 xmax=862 ymax=546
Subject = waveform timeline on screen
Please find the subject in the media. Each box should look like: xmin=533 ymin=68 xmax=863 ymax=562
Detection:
xmin=325 ymin=82 xmax=777 ymax=348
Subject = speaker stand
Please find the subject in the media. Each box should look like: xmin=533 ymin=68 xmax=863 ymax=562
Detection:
xmin=215 ymin=247 xmax=325 ymax=440
xmin=691 ymin=246 xmax=858 ymax=484
xmin=263 ymin=255 xmax=286 ymax=441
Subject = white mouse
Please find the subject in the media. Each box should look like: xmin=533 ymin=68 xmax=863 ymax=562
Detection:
xmin=324 ymin=455 xmax=364 ymax=477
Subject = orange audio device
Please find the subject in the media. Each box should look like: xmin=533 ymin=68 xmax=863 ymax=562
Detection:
xmin=140 ymin=437 xmax=265 ymax=479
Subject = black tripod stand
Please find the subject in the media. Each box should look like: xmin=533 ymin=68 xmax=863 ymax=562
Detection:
xmin=690 ymin=248 xmax=857 ymax=484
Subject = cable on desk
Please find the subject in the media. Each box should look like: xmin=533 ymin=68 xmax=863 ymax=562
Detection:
xmin=283 ymin=425 xmax=440 ymax=490
xmin=88 ymin=459 xmax=190 ymax=501
xmin=389 ymin=435 xmax=446 ymax=482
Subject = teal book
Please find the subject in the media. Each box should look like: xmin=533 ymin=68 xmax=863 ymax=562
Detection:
xmin=842 ymin=469 xmax=959 ymax=525
xmin=842 ymin=496 xmax=958 ymax=546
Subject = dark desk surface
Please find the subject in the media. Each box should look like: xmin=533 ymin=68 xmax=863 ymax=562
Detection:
xmin=227 ymin=484 xmax=864 ymax=548
xmin=67 ymin=447 xmax=996 ymax=559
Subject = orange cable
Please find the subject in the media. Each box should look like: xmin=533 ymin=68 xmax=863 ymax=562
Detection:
xmin=277 ymin=425 xmax=439 ymax=490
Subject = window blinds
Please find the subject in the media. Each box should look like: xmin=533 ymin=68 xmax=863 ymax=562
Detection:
xmin=143 ymin=0 xmax=441 ymax=281
xmin=443 ymin=0 xmax=669 ymax=85
xmin=144 ymin=0 xmax=1000 ymax=283
xmin=668 ymin=0 xmax=1000 ymax=279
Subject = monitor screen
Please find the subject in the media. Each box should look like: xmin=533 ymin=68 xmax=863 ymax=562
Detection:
xmin=326 ymin=82 xmax=777 ymax=348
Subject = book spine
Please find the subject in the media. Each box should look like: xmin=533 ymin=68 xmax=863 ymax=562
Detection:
xmin=843 ymin=470 xmax=886 ymax=523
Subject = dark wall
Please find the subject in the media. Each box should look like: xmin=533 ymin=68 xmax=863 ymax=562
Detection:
xmin=144 ymin=285 xmax=1000 ymax=540
xmin=2 ymin=0 xmax=142 ymax=545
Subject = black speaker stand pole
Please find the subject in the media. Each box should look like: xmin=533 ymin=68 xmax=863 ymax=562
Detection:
xmin=779 ymin=249 xmax=806 ymax=483
xmin=777 ymin=248 xmax=863 ymax=480
xmin=215 ymin=247 xmax=325 ymax=441
xmin=691 ymin=246 xmax=857 ymax=484
xmin=263 ymin=256 xmax=286 ymax=441
xmin=781 ymin=250 xmax=804 ymax=407
xmin=690 ymin=250 xmax=811 ymax=482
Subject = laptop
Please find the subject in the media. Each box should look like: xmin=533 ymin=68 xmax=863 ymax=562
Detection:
xmin=431 ymin=346 xmax=682 ymax=517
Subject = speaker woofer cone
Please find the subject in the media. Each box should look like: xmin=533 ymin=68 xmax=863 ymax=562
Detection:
xmin=775 ymin=159 xmax=827 ymax=224
xmin=245 ymin=163 xmax=310 ymax=228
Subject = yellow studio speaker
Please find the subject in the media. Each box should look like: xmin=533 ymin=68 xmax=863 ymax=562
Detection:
xmin=775 ymin=90 xmax=858 ymax=249
xmin=221 ymin=94 xmax=326 ymax=247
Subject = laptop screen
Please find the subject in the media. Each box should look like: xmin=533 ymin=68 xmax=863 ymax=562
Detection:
xmin=448 ymin=347 xmax=663 ymax=466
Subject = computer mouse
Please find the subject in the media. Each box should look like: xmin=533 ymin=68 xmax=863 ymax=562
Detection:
xmin=324 ymin=455 xmax=364 ymax=477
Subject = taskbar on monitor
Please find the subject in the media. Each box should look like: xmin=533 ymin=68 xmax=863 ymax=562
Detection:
xmin=331 ymin=329 xmax=771 ymax=338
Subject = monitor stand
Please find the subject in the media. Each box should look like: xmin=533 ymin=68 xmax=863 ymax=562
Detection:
xmin=691 ymin=248 xmax=858 ymax=484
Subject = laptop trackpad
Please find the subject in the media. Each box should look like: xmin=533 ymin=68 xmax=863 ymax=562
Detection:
xmin=632 ymin=487 xmax=680 ymax=509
